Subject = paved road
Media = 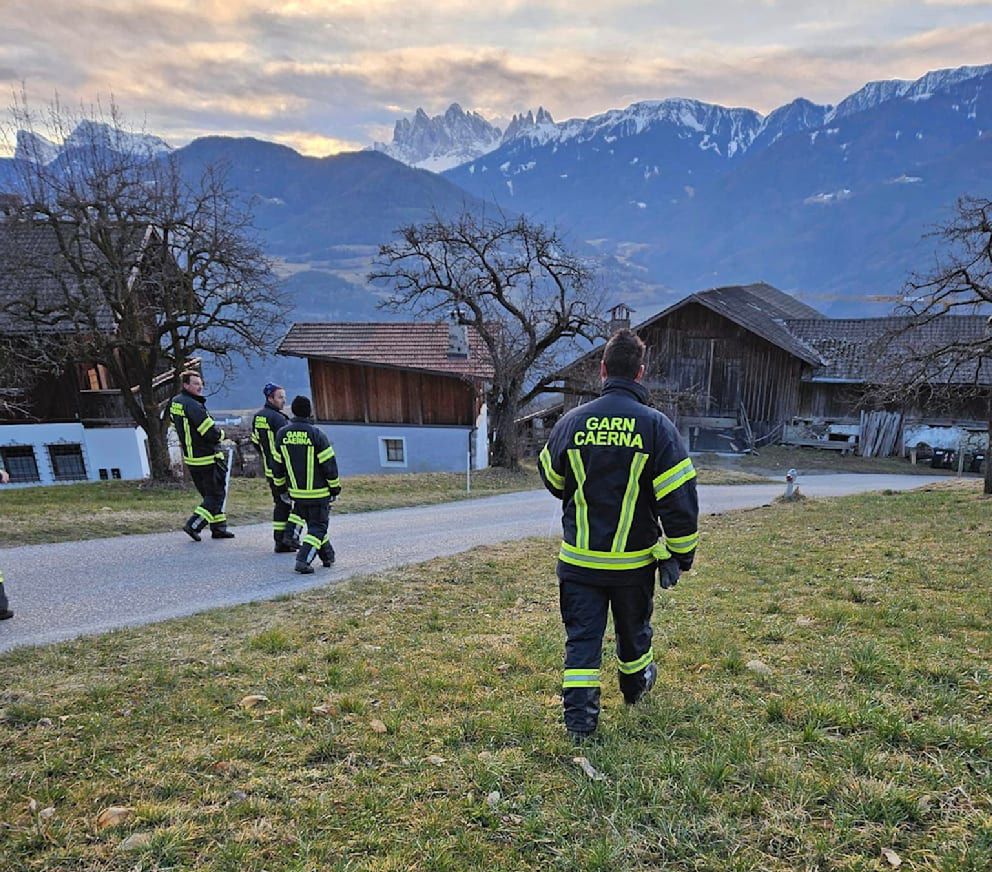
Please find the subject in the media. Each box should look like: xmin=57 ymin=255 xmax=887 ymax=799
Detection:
xmin=0 ymin=474 xmax=948 ymax=652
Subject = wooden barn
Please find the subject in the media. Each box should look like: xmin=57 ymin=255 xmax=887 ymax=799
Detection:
xmin=277 ymin=321 xmax=493 ymax=474
xmin=551 ymin=283 xmax=990 ymax=457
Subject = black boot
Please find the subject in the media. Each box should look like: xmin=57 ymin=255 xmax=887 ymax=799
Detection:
xmin=318 ymin=543 xmax=335 ymax=567
xmin=295 ymin=544 xmax=316 ymax=574
xmin=211 ymin=526 xmax=235 ymax=540
xmin=0 ymin=583 xmax=12 ymax=620
xmin=624 ymin=663 xmax=658 ymax=706
xmin=183 ymin=515 xmax=206 ymax=542
xmin=274 ymin=540 xmax=296 ymax=553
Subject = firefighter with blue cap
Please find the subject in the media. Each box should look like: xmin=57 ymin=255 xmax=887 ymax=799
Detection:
xmin=251 ymin=382 xmax=303 ymax=553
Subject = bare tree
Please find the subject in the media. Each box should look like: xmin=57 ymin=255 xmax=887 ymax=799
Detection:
xmin=875 ymin=197 xmax=992 ymax=493
xmin=0 ymin=96 xmax=288 ymax=480
xmin=370 ymin=212 xmax=606 ymax=468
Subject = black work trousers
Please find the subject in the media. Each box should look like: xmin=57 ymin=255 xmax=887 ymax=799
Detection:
xmin=559 ymin=576 xmax=656 ymax=734
xmin=189 ymin=459 xmax=228 ymax=531
xmin=295 ymin=499 xmax=332 ymax=566
xmin=268 ymin=480 xmax=299 ymax=543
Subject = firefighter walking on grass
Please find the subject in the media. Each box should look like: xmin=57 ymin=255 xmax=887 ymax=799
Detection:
xmin=170 ymin=370 xmax=235 ymax=541
xmin=272 ymin=395 xmax=341 ymax=574
xmin=538 ymin=329 xmax=699 ymax=742
xmin=251 ymin=382 xmax=303 ymax=553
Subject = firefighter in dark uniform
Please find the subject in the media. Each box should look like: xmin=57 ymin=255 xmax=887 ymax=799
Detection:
xmin=170 ymin=370 xmax=235 ymax=541
xmin=272 ymin=395 xmax=341 ymax=574
xmin=538 ymin=329 xmax=699 ymax=741
xmin=0 ymin=456 xmax=12 ymax=620
xmin=251 ymin=382 xmax=303 ymax=553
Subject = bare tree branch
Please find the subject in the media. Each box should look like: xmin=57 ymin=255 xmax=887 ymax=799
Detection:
xmin=370 ymin=211 xmax=607 ymax=468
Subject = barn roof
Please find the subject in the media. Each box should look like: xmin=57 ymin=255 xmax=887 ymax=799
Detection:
xmin=0 ymin=219 xmax=150 ymax=333
xmin=638 ymin=282 xmax=828 ymax=366
xmin=277 ymin=322 xmax=495 ymax=380
xmin=787 ymin=315 xmax=992 ymax=384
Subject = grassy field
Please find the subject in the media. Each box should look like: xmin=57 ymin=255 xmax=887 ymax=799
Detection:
xmin=1 ymin=483 xmax=989 ymax=870
xmin=699 ymin=445 xmax=972 ymax=479
xmin=0 ymin=466 xmax=766 ymax=547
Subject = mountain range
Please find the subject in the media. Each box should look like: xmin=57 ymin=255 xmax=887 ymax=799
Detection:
xmin=1 ymin=63 xmax=990 ymax=406
xmin=445 ymin=64 xmax=992 ymax=313
xmin=372 ymin=104 xmax=554 ymax=171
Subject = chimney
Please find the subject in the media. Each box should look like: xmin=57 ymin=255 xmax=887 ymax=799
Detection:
xmin=447 ymin=318 xmax=469 ymax=358
xmin=609 ymin=303 xmax=633 ymax=334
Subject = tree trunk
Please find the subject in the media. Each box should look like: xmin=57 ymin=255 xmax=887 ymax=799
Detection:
xmin=143 ymin=412 xmax=173 ymax=482
xmin=489 ymin=396 xmax=521 ymax=470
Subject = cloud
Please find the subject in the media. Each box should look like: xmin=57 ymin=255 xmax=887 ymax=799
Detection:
xmin=0 ymin=1 xmax=990 ymax=156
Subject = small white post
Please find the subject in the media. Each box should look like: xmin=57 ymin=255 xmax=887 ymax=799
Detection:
xmin=957 ymin=439 xmax=965 ymax=477
xmin=467 ymin=451 xmax=472 ymax=493
xmin=784 ymin=468 xmax=797 ymax=499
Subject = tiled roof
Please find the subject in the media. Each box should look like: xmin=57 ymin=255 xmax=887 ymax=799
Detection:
xmin=277 ymin=322 xmax=494 ymax=379
xmin=0 ymin=219 xmax=147 ymax=333
xmin=787 ymin=315 xmax=992 ymax=384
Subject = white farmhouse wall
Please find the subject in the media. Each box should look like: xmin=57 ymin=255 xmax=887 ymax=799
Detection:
xmin=0 ymin=423 xmax=149 ymax=485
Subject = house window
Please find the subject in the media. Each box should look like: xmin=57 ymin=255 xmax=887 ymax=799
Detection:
xmin=1 ymin=445 xmax=40 ymax=483
xmin=385 ymin=439 xmax=405 ymax=462
xmin=378 ymin=436 xmax=408 ymax=468
xmin=48 ymin=444 xmax=87 ymax=481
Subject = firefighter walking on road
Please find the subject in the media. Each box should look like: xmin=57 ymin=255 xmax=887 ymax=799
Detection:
xmin=272 ymin=395 xmax=341 ymax=574
xmin=170 ymin=370 xmax=235 ymax=541
xmin=538 ymin=329 xmax=699 ymax=742
xmin=251 ymin=382 xmax=303 ymax=553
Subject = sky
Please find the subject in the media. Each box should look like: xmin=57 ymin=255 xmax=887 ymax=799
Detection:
xmin=1 ymin=0 xmax=990 ymax=156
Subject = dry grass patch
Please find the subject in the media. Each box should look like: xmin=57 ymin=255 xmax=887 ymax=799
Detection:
xmin=1 ymin=483 xmax=989 ymax=869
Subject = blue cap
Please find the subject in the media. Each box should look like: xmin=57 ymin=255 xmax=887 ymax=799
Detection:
xmin=263 ymin=382 xmax=282 ymax=398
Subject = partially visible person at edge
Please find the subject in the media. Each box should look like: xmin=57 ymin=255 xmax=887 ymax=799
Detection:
xmin=0 ymin=456 xmax=13 ymax=619
xmin=272 ymin=395 xmax=341 ymax=575
xmin=169 ymin=371 xmax=235 ymax=541
xmin=251 ymin=382 xmax=304 ymax=553
xmin=537 ymin=328 xmax=699 ymax=742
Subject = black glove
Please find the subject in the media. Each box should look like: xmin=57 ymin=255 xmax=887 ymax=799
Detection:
xmin=657 ymin=557 xmax=682 ymax=590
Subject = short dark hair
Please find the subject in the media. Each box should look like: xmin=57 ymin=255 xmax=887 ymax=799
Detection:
xmin=602 ymin=329 xmax=645 ymax=379
xmin=181 ymin=370 xmax=202 ymax=385
xmin=291 ymin=395 xmax=313 ymax=418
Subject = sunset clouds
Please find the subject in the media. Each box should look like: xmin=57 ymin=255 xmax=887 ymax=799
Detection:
xmin=2 ymin=0 xmax=990 ymax=155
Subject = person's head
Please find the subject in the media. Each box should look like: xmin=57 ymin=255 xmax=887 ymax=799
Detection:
xmin=291 ymin=395 xmax=313 ymax=419
xmin=182 ymin=370 xmax=204 ymax=397
xmin=264 ymin=382 xmax=286 ymax=410
xmin=600 ymin=329 xmax=646 ymax=382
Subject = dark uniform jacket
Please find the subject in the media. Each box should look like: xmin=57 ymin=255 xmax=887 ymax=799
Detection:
xmin=538 ymin=376 xmax=699 ymax=585
xmin=272 ymin=417 xmax=342 ymax=503
xmin=251 ymin=402 xmax=289 ymax=486
xmin=170 ymin=389 xmax=225 ymax=467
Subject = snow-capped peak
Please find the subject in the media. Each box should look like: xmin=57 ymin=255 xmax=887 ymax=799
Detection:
xmin=503 ymin=97 xmax=764 ymax=158
xmin=502 ymin=107 xmax=556 ymax=142
xmin=14 ymin=121 xmax=171 ymax=165
xmin=827 ymin=63 xmax=992 ymax=122
xmin=372 ymin=103 xmax=503 ymax=172
xmin=14 ymin=130 xmax=61 ymax=164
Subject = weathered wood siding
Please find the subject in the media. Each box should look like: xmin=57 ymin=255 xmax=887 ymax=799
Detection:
xmin=639 ymin=303 xmax=807 ymax=428
xmin=309 ymin=360 xmax=477 ymax=426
